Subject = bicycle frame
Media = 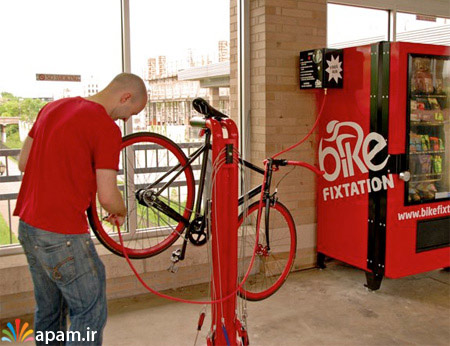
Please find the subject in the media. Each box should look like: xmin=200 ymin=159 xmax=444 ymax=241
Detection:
xmin=138 ymin=128 xmax=267 ymax=261
xmin=137 ymin=124 xmax=323 ymax=263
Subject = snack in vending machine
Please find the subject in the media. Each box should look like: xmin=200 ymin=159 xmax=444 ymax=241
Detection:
xmin=430 ymin=137 xmax=440 ymax=151
xmin=415 ymin=100 xmax=426 ymax=110
xmin=434 ymin=111 xmax=444 ymax=122
xmin=433 ymin=155 xmax=442 ymax=174
xmin=417 ymin=182 xmax=437 ymax=200
xmin=428 ymin=98 xmax=440 ymax=110
xmin=410 ymin=132 xmax=417 ymax=152
xmin=415 ymin=134 xmax=422 ymax=151
xmin=410 ymin=155 xmax=420 ymax=176
xmin=435 ymin=78 xmax=444 ymax=94
xmin=419 ymin=154 xmax=431 ymax=174
xmin=409 ymin=186 xmax=421 ymax=202
xmin=421 ymin=135 xmax=430 ymax=152
xmin=412 ymin=57 xmax=434 ymax=94
xmin=410 ymin=112 xmax=420 ymax=121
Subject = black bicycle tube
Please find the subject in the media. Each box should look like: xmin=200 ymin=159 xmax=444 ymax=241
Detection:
xmin=264 ymin=163 xmax=274 ymax=250
xmin=152 ymin=143 xmax=207 ymax=196
xmin=180 ymin=132 xmax=211 ymax=260
xmin=239 ymin=158 xmax=265 ymax=175
xmin=237 ymin=158 xmax=265 ymax=205
xmin=264 ymin=197 xmax=271 ymax=251
xmin=193 ymin=131 xmax=211 ymax=216
xmin=148 ymin=198 xmax=190 ymax=227
xmin=238 ymin=185 xmax=262 ymax=206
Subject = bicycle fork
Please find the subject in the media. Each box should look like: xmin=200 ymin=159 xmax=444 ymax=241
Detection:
xmin=258 ymin=159 xmax=277 ymax=255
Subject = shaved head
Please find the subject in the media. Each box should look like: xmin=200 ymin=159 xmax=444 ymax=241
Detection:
xmin=107 ymin=73 xmax=147 ymax=103
xmin=86 ymin=72 xmax=148 ymax=121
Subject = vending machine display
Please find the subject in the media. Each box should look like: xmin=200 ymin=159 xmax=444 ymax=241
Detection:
xmin=407 ymin=55 xmax=449 ymax=204
xmin=314 ymin=42 xmax=450 ymax=290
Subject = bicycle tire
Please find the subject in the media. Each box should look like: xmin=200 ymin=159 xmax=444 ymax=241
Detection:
xmin=87 ymin=132 xmax=195 ymax=259
xmin=237 ymin=200 xmax=297 ymax=301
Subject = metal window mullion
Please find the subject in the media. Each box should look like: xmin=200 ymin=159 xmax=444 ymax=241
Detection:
xmin=121 ymin=0 xmax=138 ymax=234
xmin=124 ymin=146 xmax=137 ymax=235
xmin=238 ymin=0 xmax=251 ymax=200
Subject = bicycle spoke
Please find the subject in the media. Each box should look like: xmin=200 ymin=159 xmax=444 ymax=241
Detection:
xmin=88 ymin=133 xmax=195 ymax=258
xmin=238 ymin=201 xmax=296 ymax=301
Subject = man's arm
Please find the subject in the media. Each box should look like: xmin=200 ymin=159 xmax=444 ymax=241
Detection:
xmin=96 ymin=169 xmax=127 ymax=225
xmin=18 ymin=136 xmax=33 ymax=172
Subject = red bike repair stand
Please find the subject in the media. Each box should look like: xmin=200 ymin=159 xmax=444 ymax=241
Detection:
xmin=206 ymin=117 xmax=240 ymax=346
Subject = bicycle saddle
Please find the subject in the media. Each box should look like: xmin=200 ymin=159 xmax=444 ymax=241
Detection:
xmin=193 ymin=97 xmax=229 ymax=120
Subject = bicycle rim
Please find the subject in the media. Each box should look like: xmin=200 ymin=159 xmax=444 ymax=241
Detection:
xmin=88 ymin=132 xmax=195 ymax=258
xmin=237 ymin=201 xmax=297 ymax=301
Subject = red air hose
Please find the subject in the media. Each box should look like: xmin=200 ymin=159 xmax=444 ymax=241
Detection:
xmin=272 ymin=90 xmax=327 ymax=159
xmin=114 ymin=161 xmax=267 ymax=306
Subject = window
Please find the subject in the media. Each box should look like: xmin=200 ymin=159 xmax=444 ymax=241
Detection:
xmin=0 ymin=0 xmax=122 ymax=248
xmin=396 ymin=13 xmax=450 ymax=46
xmin=129 ymin=0 xmax=230 ymax=142
xmin=327 ymin=4 xmax=389 ymax=48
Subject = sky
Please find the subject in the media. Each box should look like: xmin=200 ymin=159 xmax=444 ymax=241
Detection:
xmin=1 ymin=1 xmax=448 ymax=99
xmin=0 ymin=0 xmax=230 ymax=98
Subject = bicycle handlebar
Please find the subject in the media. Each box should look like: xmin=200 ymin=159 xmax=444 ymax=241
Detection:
xmin=267 ymin=158 xmax=324 ymax=176
xmin=189 ymin=116 xmax=207 ymax=128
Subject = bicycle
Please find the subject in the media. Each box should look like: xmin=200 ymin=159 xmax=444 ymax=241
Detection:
xmin=87 ymin=97 xmax=323 ymax=301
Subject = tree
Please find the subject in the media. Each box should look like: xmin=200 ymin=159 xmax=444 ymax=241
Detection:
xmin=0 ymin=92 xmax=47 ymax=122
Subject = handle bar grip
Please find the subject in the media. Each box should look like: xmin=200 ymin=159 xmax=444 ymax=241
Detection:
xmin=189 ymin=116 xmax=207 ymax=128
xmin=286 ymin=161 xmax=324 ymax=176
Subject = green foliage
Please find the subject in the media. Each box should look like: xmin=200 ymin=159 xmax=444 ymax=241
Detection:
xmin=0 ymin=213 xmax=18 ymax=245
xmin=5 ymin=126 xmax=21 ymax=149
xmin=0 ymin=92 xmax=47 ymax=122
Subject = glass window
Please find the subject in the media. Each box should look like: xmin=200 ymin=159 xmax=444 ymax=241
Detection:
xmin=0 ymin=0 xmax=122 ymax=247
xmin=396 ymin=13 xmax=450 ymax=46
xmin=327 ymin=4 xmax=389 ymax=48
xmin=0 ymin=0 xmax=121 ymax=102
xmin=129 ymin=0 xmax=230 ymax=142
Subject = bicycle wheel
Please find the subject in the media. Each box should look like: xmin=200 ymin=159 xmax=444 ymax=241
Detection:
xmin=237 ymin=200 xmax=297 ymax=301
xmin=87 ymin=132 xmax=196 ymax=259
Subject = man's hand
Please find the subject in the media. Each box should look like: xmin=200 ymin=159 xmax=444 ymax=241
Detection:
xmin=104 ymin=214 xmax=126 ymax=227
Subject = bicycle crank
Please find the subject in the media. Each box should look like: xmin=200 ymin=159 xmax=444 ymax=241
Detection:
xmin=187 ymin=216 xmax=208 ymax=246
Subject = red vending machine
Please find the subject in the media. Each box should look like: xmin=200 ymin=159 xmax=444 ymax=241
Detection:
xmin=304 ymin=42 xmax=450 ymax=290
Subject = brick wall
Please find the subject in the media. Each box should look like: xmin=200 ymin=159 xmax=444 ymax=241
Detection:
xmin=230 ymin=0 xmax=327 ymax=268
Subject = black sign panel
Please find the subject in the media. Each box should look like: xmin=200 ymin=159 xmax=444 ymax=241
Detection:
xmin=300 ymin=49 xmax=343 ymax=89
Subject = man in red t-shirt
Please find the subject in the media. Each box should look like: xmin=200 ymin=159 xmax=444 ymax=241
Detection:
xmin=14 ymin=73 xmax=147 ymax=345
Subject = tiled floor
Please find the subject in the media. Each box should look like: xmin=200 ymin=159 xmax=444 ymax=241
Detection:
xmin=2 ymin=261 xmax=449 ymax=345
xmin=104 ymin=261 xmax=450 ymax=345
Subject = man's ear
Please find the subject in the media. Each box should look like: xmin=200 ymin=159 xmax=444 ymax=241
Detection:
xmin=120 ymin=92 xmax=132 ymax=104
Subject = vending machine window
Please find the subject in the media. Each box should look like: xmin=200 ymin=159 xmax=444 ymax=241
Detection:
xmin=407 ymin=54 xmax=450 ymax=205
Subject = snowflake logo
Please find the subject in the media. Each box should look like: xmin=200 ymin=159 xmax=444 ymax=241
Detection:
xmin=325 ymin=55 xmax=343 ymax=83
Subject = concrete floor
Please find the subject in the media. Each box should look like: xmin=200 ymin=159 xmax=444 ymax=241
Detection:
xmin=2 ymin=261 xmax=449 ymax=345
xmin=103 ymin=261 xmax=450 ymax=346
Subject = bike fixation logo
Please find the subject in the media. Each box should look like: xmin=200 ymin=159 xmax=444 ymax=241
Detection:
xmin=318 ymin=120 xmax=394 ymax=201
xmin=2 ymin=319 xmax=34 ymax=343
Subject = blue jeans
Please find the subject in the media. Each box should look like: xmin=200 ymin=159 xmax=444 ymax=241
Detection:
xmin=18 ymin=220 xmax=107 ymax=345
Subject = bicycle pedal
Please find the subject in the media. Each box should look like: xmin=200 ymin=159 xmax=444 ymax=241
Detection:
xmin=170 ymin=248 xmax=182 ymax=262
xmin=167 ymin=263 xmax=179 ymax=273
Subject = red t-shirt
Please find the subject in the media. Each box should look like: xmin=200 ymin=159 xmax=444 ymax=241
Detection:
xmin=14 ymin=97 xmax=122 ymax=234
